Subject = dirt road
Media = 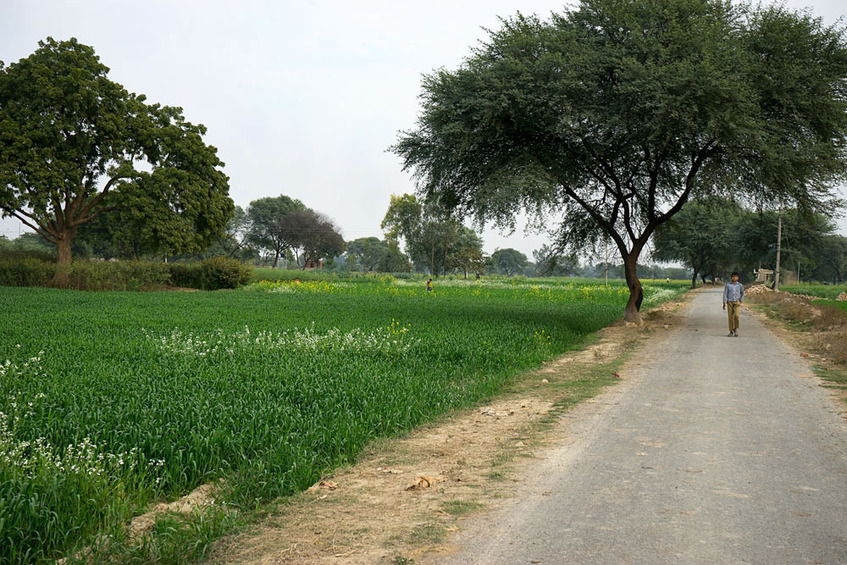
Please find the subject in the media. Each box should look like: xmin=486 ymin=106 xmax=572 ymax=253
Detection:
xmin=435 ymin=289 xmax=847 ymax=564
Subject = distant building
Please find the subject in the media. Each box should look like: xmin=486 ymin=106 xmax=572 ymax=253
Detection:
xmin=754 ymin=268 xmax=774 ymax=284
xmin=304 ymin=259 xmax=323 ymax=270
xmin=754 ymin=268 xmax=799 ymax=285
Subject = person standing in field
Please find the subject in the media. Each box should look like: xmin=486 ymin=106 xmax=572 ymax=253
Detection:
xmin=722 ymin=271 xmax=744 ymax=337
xmin=426 ymin=278 xmax=433 ymax=293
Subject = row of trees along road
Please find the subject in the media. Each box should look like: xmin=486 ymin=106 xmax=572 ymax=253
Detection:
xmin=393 ymin=0 xmax=847 ymax=323
xmin=0 ymin=38 xmax=234 ymax=287
xmin=654 ymin=198 xmax=847 ymax=287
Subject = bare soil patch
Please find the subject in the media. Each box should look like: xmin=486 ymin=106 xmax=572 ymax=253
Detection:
xmin=206 ymin=298 xmax=689 ymax=564
xmin=745 ymin=286 xmax=847 ymax=409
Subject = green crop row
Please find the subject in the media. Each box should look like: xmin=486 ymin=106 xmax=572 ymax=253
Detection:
xmin=0 ymin=279 xmax=685 ymax=562
xmin=780 ymin=283 xmax=847 ymax=300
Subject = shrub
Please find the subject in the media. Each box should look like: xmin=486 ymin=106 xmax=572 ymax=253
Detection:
xmin=0 ymin=256 xmax=176 ymax=290
xmin=0 ymin=256 xmax=54 ymax=287
xmin=168 ymin=263 xmax=204 ymax=289
xmin=200 ymin=257 xmax=252 ymax=290
xmin=67 ymin=261 xmax=171 ymax=291
xmin=250 ymin=268 xmax=329 ymax=283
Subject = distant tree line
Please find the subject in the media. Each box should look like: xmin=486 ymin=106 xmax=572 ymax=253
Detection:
xmin=654 ymin=197 xmax=847 ymax=286
xmin=5 ymin=190 xmax=845 ymax=283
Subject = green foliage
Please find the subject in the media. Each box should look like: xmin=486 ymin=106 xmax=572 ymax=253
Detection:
xmin=102 ymin=507 xmax=237 ymax=564
xmin=654 ymin=201 xmax=845 ymax=284
xmin=199 ymin=257 xmax=252 ymax=290
xmin=3 ymin=233 xmax=55 ymax=257
xmin=381 ymin=194 xmax=483 ymax=275
xmin=0 ymin=255 xmax=252 ymax=291
xmin=780 ymin=283 xmax=847 ymax=300
xmin=533 ymin=244 xmax=580 ymax=277
xmin=0 ymin=257 xmax=174 ymax=290
xmin=0 ymin=279 xmax=686 ymax=560
xmin=278 ymin=209 xmax=346 ymax=269
xmin=168 ymin=259 xmax=252 ymax=290
xmin=735 ymin=208 xmax=841 ymax=283
xmin=653 ymin=197 xmax=745 ymax=285
xmin=811 ymin=235 xmax=847 ymax=284
xmin=250 ymin=267 xmax=330 ymax=283
xmin=245 ymin=195 xmax=307 ymax=268
xmin=66 ymin=261 xmax=171 ymax=291
xmin=167 ymin=263 xmax=204 ymax=289
xmin=0 ymin=37 xmax=233 ymax=273
xmin=0 ymin=256 xmax=54 ymax=287
xmin=347 ymin=237 xmax=389 ymax=272
xmin=490 ymin=248 xmax=529 ymax=276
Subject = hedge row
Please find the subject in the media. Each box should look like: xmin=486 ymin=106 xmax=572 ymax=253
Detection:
xmin=0 ymin=257 xmax=252 ymax=291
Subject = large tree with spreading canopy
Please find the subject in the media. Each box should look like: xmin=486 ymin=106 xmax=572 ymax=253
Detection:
xmin=393 ymin=0 xmax=847 ymax=322
xmin=0 ymin=38 xmax=233 ymax=285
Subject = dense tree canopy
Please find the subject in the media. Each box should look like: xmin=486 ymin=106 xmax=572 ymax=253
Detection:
xmin=0 ymin=38 xmax=233 ymax=284
xmin=735 ymin=208 xmax=838 ymax=283
xmin=381 ymin=194 xmax=484 ymax=276
xmin=533 ymin=244 xmax=580 ymax=277
xmin=345 ymin=237 xmax=413 ymax=273
xmin=245 ymin=195 xmax=306 ymax=267
xmin=393 ymin=0 xmax=847 ymax=322
xmin=277 ymin=209 xmax=346 ymax=270
xmin=449 ymin=226 xmax=486 ymax=278
xmin=655 ymin=200 xmax=845 ymax=285
xmin=654 ymin=198 xmax=744 ymax=287
xmin=347 ymin=237 xmax=388 ymax=272
xmin=490 ymin=248 xmax=529 ymax=277
xmin=813 ymin=235 xmax=847 ymax=284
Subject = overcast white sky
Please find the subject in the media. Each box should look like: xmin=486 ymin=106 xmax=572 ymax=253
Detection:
xmin=1 ymin=0 xmax=845 ymax=257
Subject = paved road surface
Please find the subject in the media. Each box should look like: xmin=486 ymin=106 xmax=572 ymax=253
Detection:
xmin=438 ymin=288 xmax=847 ymax=564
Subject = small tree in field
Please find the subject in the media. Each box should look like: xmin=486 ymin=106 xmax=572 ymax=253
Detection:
xmin=347 ymin=237 xmax=387 ymax=272
xmin=393 ymin=0 xmax=847 ymax=323
xmin=0 ymin=38 xmax=233 ymax=286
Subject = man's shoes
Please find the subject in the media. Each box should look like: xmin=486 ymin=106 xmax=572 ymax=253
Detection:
xmin=728 ymin=332 xmax=734 ymax=337
xmin=734 ymin=330 xmax=739 ymax=337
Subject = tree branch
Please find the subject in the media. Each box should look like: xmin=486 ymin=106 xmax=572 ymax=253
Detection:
xmin=9 ymin=210 xmax=57 ymax=243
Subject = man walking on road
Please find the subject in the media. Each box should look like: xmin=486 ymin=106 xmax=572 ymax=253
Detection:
xmin=722 ymin=271 xmax=744 ymax=337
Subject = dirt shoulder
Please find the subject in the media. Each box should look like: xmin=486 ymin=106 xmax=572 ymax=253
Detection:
xmin=744 ymin=287 xmax=847 ymax=411
xmin=207 ymin=298 xmax=689 ymax=564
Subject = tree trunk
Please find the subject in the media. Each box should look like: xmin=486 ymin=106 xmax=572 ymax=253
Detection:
xmin=623 ymin=253 xmax=644 ymax=324
xmin=691 ymin=270 xmax=698 ymax=289
xmin=49 ymin=230 xmax=75 ymax=288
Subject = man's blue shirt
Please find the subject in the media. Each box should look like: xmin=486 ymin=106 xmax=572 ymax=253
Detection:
xmin=723 ymin=281 xmax=744 ymax=303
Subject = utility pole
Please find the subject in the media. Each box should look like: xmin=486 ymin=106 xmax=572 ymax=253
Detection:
xmin=774 ymin=209 xmax=782 ymax=291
